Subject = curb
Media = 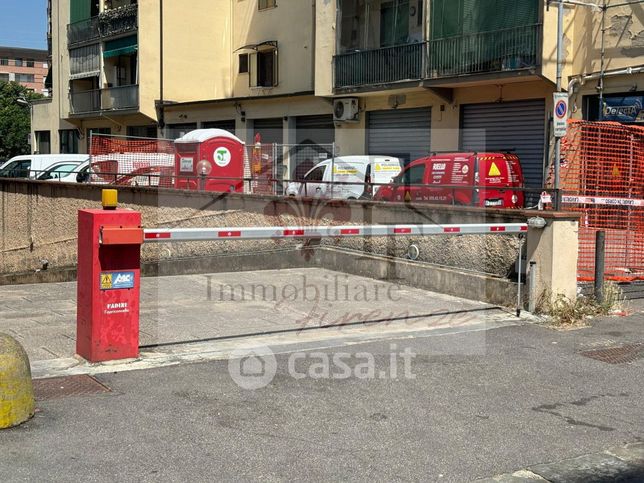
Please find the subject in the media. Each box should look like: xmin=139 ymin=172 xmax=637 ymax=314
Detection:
xmin=476 ymin=442 xmax=644 ymax=482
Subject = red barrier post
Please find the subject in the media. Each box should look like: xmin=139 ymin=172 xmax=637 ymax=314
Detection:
xmin=76 ymin=190 xmax=143 ymax=362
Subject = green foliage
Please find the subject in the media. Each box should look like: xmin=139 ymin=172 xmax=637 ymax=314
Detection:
xmin=0 ymin=82 xmax=43 ymax=161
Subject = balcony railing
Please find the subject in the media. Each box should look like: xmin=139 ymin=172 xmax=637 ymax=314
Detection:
xmin=334 ymin=24 xmax=541 ymax=90
xmin=428 ymin=23 xmax=541 ymax=79
xmin=334 ymin=42 xmax=426 ymax=89
xmin=69 ymin=85 xmax=138 ymax=114
xmin=101 ymin=85 xmax=139 ymax=111
xmin=98 ymin=3 xmax=138 ymax=38
xmin=70 ymin=89 xmax=100 ymax=114
xmin=67 ymin=17 xmax=99 ymax=47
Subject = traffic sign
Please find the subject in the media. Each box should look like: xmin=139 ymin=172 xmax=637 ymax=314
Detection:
xmin=553 ymin=92 xmax=569 ymax=137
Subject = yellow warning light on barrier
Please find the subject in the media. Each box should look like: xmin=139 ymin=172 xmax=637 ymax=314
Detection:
xmin=102 ymin=189 xmax=118 ymax=210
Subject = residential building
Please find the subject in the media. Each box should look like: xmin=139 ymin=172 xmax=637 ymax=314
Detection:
xmin=32 ymin=0 xmax=644 ymax=187
xmin=0 ymin=46 xmax=49 ymax=94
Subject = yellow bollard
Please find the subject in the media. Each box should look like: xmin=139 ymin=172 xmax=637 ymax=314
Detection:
xmin=0 ymin=334 xmax=35 ymax=429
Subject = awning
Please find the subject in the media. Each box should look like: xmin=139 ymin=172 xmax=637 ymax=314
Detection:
xmin=234 ymin=40 xmax=277 ymax=53
xmin=70 ymin=71 xmax=100 ymax=80
xmin=103 ymin=35 xmax=138 ymax=58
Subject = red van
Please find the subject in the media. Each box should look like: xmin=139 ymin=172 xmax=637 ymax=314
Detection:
xmin=373 ymin=152 xmax=525 ymax=208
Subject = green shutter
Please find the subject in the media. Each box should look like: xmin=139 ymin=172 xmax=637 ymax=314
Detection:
xmin=431 ymin=0 xmax=538 ymax=39
xmin=70 ymin=0 xmax=91 ymax=23
xmin=103 ymin=35 xmax=138 ymax=58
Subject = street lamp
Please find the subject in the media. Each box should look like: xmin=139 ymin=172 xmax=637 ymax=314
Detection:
xmin=16 ymin=97 xmax=34 ymax=152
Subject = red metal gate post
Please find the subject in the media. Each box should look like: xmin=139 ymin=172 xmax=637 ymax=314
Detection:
xmin=76 ymin=190 xmax=143 ymax=362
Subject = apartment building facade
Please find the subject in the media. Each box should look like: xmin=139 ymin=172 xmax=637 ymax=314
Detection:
xmin=0 ymin=46 xmax=49 ymax=94
xmin=33 ymin=0 xmax=644 ymax=185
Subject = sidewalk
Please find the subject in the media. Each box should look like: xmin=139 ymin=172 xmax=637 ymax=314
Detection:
xmin=0 ymin=267 xmax=518 ymax=364
xmin=1 ymin=302 xmax=642 ymax=482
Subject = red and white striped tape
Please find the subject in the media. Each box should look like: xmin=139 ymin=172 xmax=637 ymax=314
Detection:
xmin=562 ymin=195 xmax=644 ymax=207
xmin=143 ymin=223 xmax=528 ymax=242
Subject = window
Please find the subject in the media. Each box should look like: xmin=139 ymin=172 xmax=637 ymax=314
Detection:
xmin=26 ymin=59 xmax=35 ymax=68
xmin=239 ymin=53 xmax=249 ymax=74
xmin=88 ymin=127 xmax=111 ymax=139
xmin=16 ymin=74 xmax=35 ymax=83
xmin=0 ymin=160 xmax=31 ymax=178
xmin=127 ymin=125 xmax=158 ymax=138
xmin=258 ymin=0 xmax=276 ymax=10
xmin=304 ymin=165 xmax=325 ymax=182
xmin=254 ymin=48 xmax=278 ymax=88
xmin=37 ymin=163 xmax=80 ymax=180
xmin=59 ymin=130 xmax=80 ymax=154
xmin=15 ymin=59 xmax=23 ymax=67
xmin=399 ymin=164 xmax=425 ymax=184
xmin=0 ymin=73 xmax=9 ymax=82
xmin=380 ymin=0 xmax=410 ymax=47
xmin=0 ymin=58 xmax=8 ymax=66
xmin=35 ymin=131 xmax=51 ymax=154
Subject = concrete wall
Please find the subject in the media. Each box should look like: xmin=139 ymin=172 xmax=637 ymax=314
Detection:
xmin=0 ymin=180 xmax=529 ymax=278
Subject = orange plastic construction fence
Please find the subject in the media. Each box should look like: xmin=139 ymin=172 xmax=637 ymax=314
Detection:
xmin=88 ymin=134 xmax=175 ymax=188
xmin=560 ymin=121 xmax=644 ymax=282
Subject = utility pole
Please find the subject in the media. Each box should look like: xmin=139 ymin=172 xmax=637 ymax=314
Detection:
xmin=553 ymin=0 xmax=564 ymax=210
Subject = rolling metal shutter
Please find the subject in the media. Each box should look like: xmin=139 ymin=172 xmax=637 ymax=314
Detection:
xmin=294 ymin=115 xmax=335 ymax=177
xmin=202 ymin=120 xmax=236 ymax=134
xmin=296 ymin=115 xmax=335 ymax=145
xmin=460 ymin=100 xmax=546 ymax=187
xmin=367 ymin=108 xmax=431 ymax=164
xmin=253 ymin=118 xmax=283 ymax=145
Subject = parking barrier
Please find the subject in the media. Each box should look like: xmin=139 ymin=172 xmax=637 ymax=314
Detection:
xmin=77 ymin=190 xmax=528 ymax=363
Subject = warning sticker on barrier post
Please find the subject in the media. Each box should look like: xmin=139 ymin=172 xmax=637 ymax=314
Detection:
xmin=553 ymin=92 xmax=569 ymax=137
xmin=100 ymin=271 xmax=136 ymax=290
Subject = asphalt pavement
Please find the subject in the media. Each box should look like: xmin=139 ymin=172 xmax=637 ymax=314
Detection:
xmin=1 ymin=303 xmax=643 ymax=482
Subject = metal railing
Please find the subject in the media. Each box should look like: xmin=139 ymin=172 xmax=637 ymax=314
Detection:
xmin=333 ymin=24 xmax=542 ymax=89
xmin=69 ymin=85 xmax=138 ymax=114
xmin=428 ymin=23 xmax=541 ymax=79
xmin=67 ymin=16 xmax=100 ymax=46
xmin=70 ymin=89 xmax=101 ymax=114
xmin=101 ymin=85 xmax=139 ymax=111
xmin=334 ymin=42 xmax=426 ymax=89
xmin=98 ymin=3 xmax=138 ymax=38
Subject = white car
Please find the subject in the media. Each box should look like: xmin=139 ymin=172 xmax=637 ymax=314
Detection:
xmin=37 ymin=160 xmax=90 ymax=182
xmin=0 ymin=154 xmax=88 ymax=179
xmin=287 ymin=156 xmax=403 ymax=200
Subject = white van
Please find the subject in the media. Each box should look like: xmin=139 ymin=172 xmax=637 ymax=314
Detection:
xmin=0 ymin=154 xmax=89 ymax=179
xmin=286 ymin=156 xmax=402 ymax=200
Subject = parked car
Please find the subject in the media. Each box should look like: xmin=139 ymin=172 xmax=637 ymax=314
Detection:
xmin=286 ymin=156 xmax=402 ymax=200
xmin=0 ymin=154 xmax=88 ymax=179
xmin=37 ymin=160 xmax=89 ymax=182
xmin=373 ymin=152 xmax=525 ymax=208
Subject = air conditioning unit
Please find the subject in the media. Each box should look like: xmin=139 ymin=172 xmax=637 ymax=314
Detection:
xmin=333 ymin=98 xmax=359 ymax=122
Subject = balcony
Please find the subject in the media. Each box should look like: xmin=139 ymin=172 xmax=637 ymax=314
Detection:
xmin=427 ymin=24 xmax=541 ymax=79
xmin=67 ymin=17 xmax=99 ymax=47
xmin=98 ymin=3 xmax=138 ymax=39
xmin=69 ymin=85 xmax=138 ymax=115
xmin=70 ymin=89 xmax=100 ymax=114
xmin=334 ymin=42 xmax=426 ymax=90
xmin=333 ymin=24 xmax=542 ymax=90
xmin=102 ymin=85 xmax=139 ymax=111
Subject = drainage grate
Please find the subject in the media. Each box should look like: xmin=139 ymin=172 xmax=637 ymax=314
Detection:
xmin=580 ymin=343 xmax=644 ymax=365
xmin=33 ymin=375 xmax=111 ymax=400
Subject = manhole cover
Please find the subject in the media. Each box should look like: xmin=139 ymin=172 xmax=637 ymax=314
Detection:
xmin=580 ymin=343 xmax=644 ymax=365
xmin=33 ymin=375 xmax=111 ymax=400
